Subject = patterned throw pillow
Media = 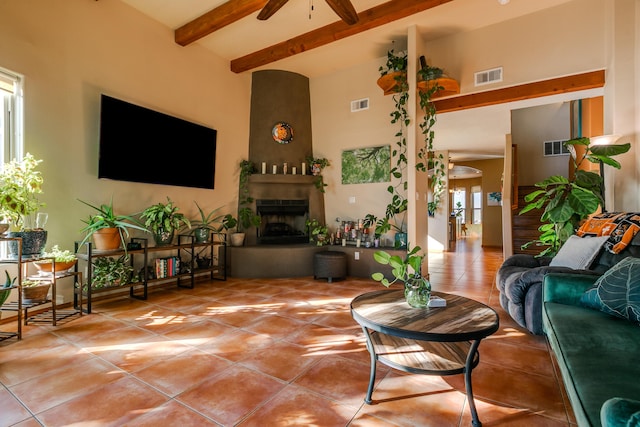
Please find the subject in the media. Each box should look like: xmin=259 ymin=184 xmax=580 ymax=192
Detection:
xmin=577 ymin=212 xmax=640 ymax=254
xmin=579 ymin=257 xmax=640 ymax=324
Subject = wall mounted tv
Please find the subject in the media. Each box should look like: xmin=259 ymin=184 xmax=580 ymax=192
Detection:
xmin=98 ymin=94 xmax=217 ymax=189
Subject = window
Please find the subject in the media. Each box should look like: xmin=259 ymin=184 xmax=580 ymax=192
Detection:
xmin=0 ymin=66 xmax=24 ymax=165
xmin=472 ymin=186 xmax=482 ymax=224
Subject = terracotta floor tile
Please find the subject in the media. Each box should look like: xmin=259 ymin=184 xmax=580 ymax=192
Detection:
xmin=197 ymin=328 xmax=275 ymax=362
xmin=10 ymin=356 xmax=127 ymax=414
xmin=122 ymin=399 xmax=220 ymax=426
xmin=0 ymin=387 xmax=32 ymax=426
xmin=239 ymin=340 xmax=321 ymax=381
xmin=237 ymin=384 xmax=355 ymax=426
xmin=37 ymin=376 xmax=169 ymax=426
xmin=177 ymin=364 xmax=285 ymax=425
xmin=135 ymin=348 xmax=233 ymax=396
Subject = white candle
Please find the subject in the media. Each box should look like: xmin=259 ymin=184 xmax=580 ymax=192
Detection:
xmin=302 ymin=162 xmax=306 ymax=175
xmin=261 ymin=162 xmax=266 ymax=174
xmin=292 ymin=166 xmax=297 ymax=175
xmin=283 ymin=163 xmax=288 ymax=174
xmin=272 ymin=164 xmax=277 ymax=174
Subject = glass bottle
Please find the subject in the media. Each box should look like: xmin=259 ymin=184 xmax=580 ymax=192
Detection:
xmin=404 ymin=274 xmax=431 ymax=308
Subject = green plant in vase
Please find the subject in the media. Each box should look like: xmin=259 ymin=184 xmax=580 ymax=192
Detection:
xmin=0 ymin=153 xmax=48 ymax=257
xmin=371 ymin=245 xmax=431 ymax=308
xmin=89 ymin=255 xmax=136 ymax=290
xmin=141 ymin=197 xmax=191 ymax=246
xmin=0 ymin=271 xmax=16 ymax=307
xmin=306 ymin=218 xmax=328 ymax=246
xmin=190 ymin=201 xmax=226 ymax=243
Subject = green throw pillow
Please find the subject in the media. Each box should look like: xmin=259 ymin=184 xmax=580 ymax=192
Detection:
xmin=579 ymin=257 xmax=640 ymax=324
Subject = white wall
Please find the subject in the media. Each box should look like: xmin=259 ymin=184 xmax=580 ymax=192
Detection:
xmin=0 ymin=0 xmax=251 ymax=249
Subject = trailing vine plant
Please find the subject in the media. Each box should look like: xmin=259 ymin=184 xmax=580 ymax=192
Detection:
xmin=366 ymin=49 xmax=410 ymax=244
xmin=236 ymin=160 xmax=261 ymax=232
xmin=416 ymin=59 xmax=446 ymax=216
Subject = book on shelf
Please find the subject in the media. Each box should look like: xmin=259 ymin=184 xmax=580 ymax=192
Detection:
xmin=155 ymin=256 xmax=180 ymax=279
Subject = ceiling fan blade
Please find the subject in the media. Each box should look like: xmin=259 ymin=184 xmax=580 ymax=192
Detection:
xmin=257 ymin=0 xmax=289 ymax=21
xmin=324 ymin=0 xmax=358 ymax=25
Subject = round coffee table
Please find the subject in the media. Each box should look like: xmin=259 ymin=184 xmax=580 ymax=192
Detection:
xmin=351 ymin=289 xmax=499 ymax=427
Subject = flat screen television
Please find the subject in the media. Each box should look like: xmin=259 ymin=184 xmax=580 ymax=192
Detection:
xmin=98 ymin=94 xmax=217 ymax=189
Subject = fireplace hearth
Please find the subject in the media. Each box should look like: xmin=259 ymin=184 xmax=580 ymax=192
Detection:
xmin=256 ymin=199 xmax=309 ymax=244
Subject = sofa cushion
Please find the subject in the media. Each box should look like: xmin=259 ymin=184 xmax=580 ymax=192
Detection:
xmin=601 ymin=397 xmax=640 ymax=427
xmin=549 ymin=235 xmax=609 ymax=269
xmin=579 ymin=257 xmax=640 ymax=324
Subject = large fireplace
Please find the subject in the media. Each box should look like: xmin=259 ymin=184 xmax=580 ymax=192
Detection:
xmin=256 ymin=199 xmax=309 ymax=244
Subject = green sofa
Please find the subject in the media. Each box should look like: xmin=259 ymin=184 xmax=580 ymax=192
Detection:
xmin=542 ymin=272 xmax=640 ymax=427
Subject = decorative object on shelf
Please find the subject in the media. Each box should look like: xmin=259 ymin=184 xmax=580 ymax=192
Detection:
xmin=306 ymin=218 xmax=328 ymax=246
xmin=520 ymin=136 xmax=630 ymax=257
xmin=305 ymin=156 xmax=330 ymax=193
xmin=141 ymin=197 xmax=191 ymax=246
xmin=190 ymin=201 xmax=226 ymax=243
xmin=371 ymin=245 xmax=431 ymax=308
xmin=272 ymin=121 xmax=294 ymax=144
xmin=0 ymin=153 xmax=48 ymax=257
xmin=22 ymin=279 xmax=52 ymax=304
xmin=79 ymin=198 xmax=148 ymax=252
xmin=195 ymin=254 xmax=212 ymax=269
xmin=1 ymin=271 xmax=15 ymax=307
xmin=34 ymin=245 xmax=78 ymax=273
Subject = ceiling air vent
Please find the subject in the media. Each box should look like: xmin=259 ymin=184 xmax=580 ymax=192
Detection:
xmin=474 ymin=67 xmax=503 ymax=86
xmin=350 ymin=98 xmax=369 ymax=112
xmin=543 ymin=140 xmax=570 ymax=156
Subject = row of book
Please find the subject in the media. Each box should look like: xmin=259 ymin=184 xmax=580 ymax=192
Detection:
xmin=155 ymin=256 xmax=180 ymax=279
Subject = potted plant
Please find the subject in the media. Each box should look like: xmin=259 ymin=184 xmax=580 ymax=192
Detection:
xmin=34 ymin=245 xmax=78 ymax=273
xmin=190 ymin=201 xmax=226 ymax=243
xmin=0 ymin=153 xmax=48 ymax=257
xmin=78 ymin=198 xmax=148 ymax=252
xmin=376 ymin=49 xmax=408 ymax=95
xmin=520 ymin=136 xmax=630 ymax=256
xmin=22 ymin=278 xmax=52 ymax=304
xmin=232 ymin=160 xmax=261 ymax=246
xmin=306 ymin=218 xmax=328 ymax=246
xmin=371 ymin=245 xmax=431 ymax=308
xmin=141 ymin=197 xmax=191 ymax=246
xmin=89 ymin=255 xmax=136 ymax=290
xmin=305 ymin=156 xmax=330 ymax=193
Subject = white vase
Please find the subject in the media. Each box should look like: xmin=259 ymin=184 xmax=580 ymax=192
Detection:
xmin=230 ymin=233 xmax=245 ymax=247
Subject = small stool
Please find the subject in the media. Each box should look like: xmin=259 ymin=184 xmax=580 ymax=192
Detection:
xmin=314 ymin=251 xmax=347 ymax=283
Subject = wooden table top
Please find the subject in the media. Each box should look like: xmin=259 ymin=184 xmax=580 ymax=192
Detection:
xmin=351 ymin=289 xmax=499 ymax=342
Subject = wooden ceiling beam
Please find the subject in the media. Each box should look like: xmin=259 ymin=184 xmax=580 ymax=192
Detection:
xmin=433 ymin=70 xmax=606 ymax=113
xmin=230 ymin=0 xmax=452 ymax=73
xmin=175 ymin=0 xmax=269 ymax=46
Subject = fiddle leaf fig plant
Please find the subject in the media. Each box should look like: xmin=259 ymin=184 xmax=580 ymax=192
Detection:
xmin=520 ymin=137 xmax=630 ymax=256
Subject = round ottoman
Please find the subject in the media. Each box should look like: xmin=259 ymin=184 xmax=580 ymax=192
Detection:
xmin=314 ymin=251 xmax=347 ymax=283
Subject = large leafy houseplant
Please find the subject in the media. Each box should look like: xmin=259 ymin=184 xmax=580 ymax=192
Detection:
xmin=79 ymin=198 xmax=148 ymax=251
xmin=0 ymin=153 xmax=45 ymax=231
xmin=520 ymin=137 xmax=630 ymax=256
xmin=141 ymin=197 xmax=191 ymax=245
xmin=236 ymin=160 xmax=261 ymax=233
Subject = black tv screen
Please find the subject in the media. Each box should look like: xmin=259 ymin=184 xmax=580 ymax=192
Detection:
xmin=98 ymin=94 xmax=217 ymax=189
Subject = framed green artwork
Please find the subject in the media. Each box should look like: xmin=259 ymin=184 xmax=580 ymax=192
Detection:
xmin=342 ymin=145 xmax=391 ymax=184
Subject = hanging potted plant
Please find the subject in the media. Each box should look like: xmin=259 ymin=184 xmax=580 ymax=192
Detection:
xmin=305 ymin=156 xmax=330 ymax=193
xmin=141 ymin=197 xmax=191 ymax=246
xmin=78 ymin=198 xmax=148 ymax=252
xmin=377 ymin=49 xmax=408 ymax=95
xmin=0 ymin=153 xmax=48 ymax=257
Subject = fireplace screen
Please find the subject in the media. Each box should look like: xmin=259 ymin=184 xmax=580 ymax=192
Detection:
xmin=256 ymin=199 xmax=309 ymax=244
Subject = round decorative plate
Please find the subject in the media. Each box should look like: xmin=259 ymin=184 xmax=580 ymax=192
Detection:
xmin=272 ymin=122 xmax=293 ymax=144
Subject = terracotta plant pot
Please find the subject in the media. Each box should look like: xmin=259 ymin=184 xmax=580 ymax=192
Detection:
xmin=34 ymin=259 xmax=78 ymax=273
xmin=92 ymin=228 xmax=122 ymax=251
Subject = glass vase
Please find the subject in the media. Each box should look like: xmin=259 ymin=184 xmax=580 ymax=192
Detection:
xmin=404 ymin=275 xmax=431 ymax=308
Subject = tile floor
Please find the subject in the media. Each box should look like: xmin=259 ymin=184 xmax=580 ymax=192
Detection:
xmin=0 ymin=238 xmax=576 ymax=426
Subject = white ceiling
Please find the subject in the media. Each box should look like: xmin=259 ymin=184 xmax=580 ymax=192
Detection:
xmin=119 ymin=0 xmax=591 ymax=161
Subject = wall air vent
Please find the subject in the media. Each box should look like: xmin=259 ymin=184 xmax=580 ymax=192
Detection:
xmin=474 ymin=67 xmax=503 ymax=86
xmin=543 ymin=140 xmax=570 ymax=156
xmin=350 ymin=98 xmax=369 ymax=112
